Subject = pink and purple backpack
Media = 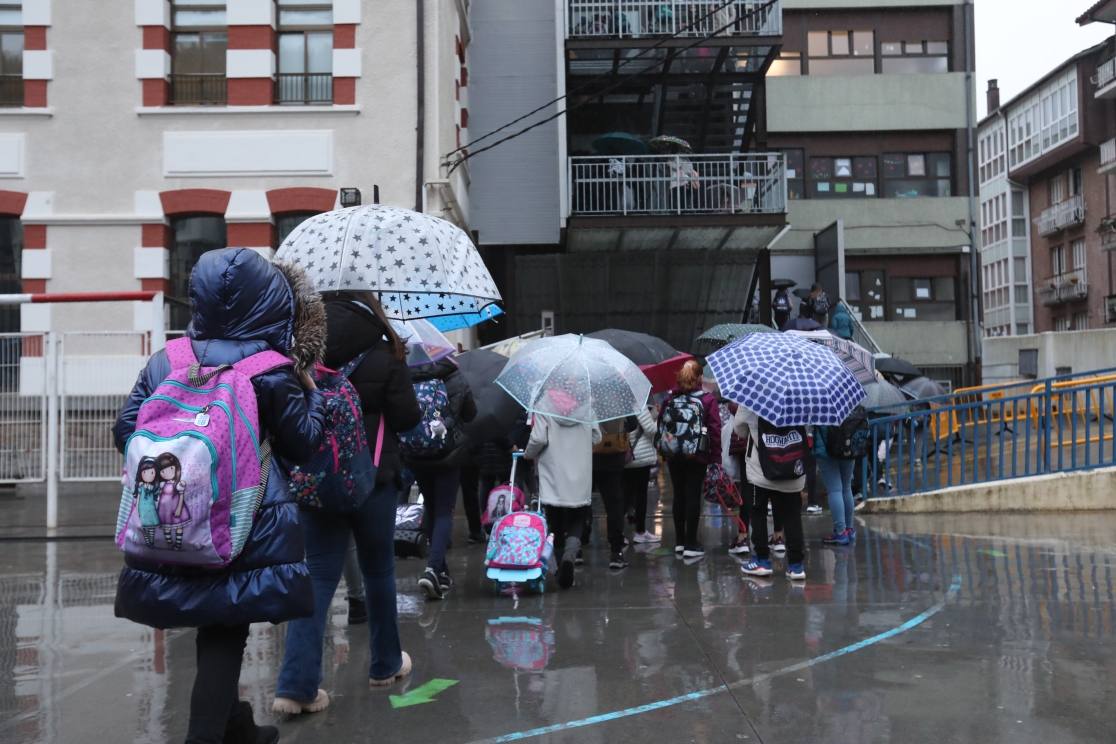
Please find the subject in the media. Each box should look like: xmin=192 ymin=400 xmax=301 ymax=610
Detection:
xmin=114 ymin=338 xmax=291 ymax=568
xmin=486 ymin=512 xmax=548 ymax=571
xmin=481 ymin=483 xmax=528 ymax=530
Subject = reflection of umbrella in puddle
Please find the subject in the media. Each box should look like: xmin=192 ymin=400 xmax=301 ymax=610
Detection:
xmin=485 ymin=617 xmax=556 ymax=671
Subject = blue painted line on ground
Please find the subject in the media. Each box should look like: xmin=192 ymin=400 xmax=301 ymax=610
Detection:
xmin=473 ymin=575 xmax=962 ymax=744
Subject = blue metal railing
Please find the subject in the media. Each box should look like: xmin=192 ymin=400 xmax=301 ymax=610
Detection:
xmin=866 ymin=365 xmax=1116 ymax=498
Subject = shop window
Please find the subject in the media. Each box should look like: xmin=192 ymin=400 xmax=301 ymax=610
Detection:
xmin=169 ymin=216 xmax=227 ymax=330
xmin=171 ymin=2 xmax=228 ymax=106
xmin=880 ymin=40 xmax=949 ymax=74
xmin=808 ymin=156 xmax=877 ymax=198
xmin=881 ymin=153 xmax=952 ymax=198
xmin=806 ymin=30 xmax=875 ymax=76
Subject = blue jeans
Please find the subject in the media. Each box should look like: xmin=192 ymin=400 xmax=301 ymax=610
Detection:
xmin=415 ymin=467 xmax=460 ymax=576
xmin=818 ymin=457 xmax=855 ymax=534
xmin=275 ymin=482 xmax=402 ymax=700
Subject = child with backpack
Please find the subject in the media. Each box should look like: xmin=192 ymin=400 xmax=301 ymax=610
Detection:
xmin=814 ymin=406 xmax=869 ymax=546
xmin=734 ymin=406 xmax=808 ymax=581
xmin=113 ymin=249 xmax=325 ymax=744
xmin=655 ymin=360 xmax=721 ymax=559
xmin=400 ymin=358 xmax=477 ymax=600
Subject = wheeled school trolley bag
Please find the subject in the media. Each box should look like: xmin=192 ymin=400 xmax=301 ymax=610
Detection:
xmin=485 ymin=453 xmax=552 ymax=594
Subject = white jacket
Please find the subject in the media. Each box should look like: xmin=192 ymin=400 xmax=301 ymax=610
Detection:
xmin=524 ymin=414 xmax=602 ymax=508
xmin=732 ymin=408 xmax=806 ymax=494
xmin=626 ymin=407 xmax=658 ymax=469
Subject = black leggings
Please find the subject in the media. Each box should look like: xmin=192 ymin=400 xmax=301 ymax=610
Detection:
xmin=185 ymin=624 xmax=250 ymax=744
xmin=623 ymin=466 xmax=653 ymax=533
xmin=668 ymin=459 xmax=705 ymax=550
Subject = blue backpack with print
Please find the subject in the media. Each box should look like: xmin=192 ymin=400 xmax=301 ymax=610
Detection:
xmin=398 ymin=379 xmax=459 ymax=458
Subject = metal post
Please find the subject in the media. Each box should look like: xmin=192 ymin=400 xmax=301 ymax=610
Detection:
xmin=45 ymin=332 xmax=59 ymax=531
xmin=150 ymin=292 xmax=165 ymax=353
xmin=1042 ymin=378 xmax=1053 ymax=474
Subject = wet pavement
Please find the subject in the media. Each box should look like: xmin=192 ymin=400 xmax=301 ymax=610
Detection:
xmin=2 ymin=500 xmax=1116 ymax=743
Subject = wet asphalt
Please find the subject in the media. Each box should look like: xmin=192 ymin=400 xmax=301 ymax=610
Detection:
xmin=1 ymin=492 xmax=1115 ymax=744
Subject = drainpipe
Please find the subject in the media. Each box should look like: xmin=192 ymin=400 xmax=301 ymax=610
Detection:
xmin=963 ymin=0 xmax=981 ymax=383
xmin=415 ymin=0 xmax=426 ymax=213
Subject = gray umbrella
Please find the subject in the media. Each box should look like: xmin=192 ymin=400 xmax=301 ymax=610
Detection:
xmin=863 ymin=379 xmax=909 ymax=411
xmin=901 ymin=376 xmax=947 ymax=401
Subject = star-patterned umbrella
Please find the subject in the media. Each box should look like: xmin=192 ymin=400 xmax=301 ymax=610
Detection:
xmin=275 ymin=205 xmax=503 ymax=331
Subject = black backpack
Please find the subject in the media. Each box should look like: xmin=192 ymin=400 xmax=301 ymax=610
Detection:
xmin=825 ymin=406 xmax=870 ymax=460
xmin=655 ymin=393 xmax=709 ymax=459
xmin=751 ymin=419 xmax=809 ymax=481
xmin=772 ymin=290 xmax=791 ymax=313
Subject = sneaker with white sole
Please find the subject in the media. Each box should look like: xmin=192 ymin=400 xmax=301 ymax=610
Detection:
xmin=369 ymin=652 xmax=412 ymax=688
xmin=742 ymin=558 xmax=773 ymax=576
xmin=728 ymin=536 xmax=751 ymax=555
xmin=608 ymin=552 xmax=629 ymax=570
xmin=418 ymin=568 xmax=444 ymax=600
xmin=770 ymin=536 xmax=786 ymax=554
xmin=805 ymin=504 xmax=823 ymax=515
xmin=682 ymin=547 xmax=705 ymax=558
xmin=786 ymin=563 xmax=807 ymax=581
xmin=632 ymin=531 xmax=661 ymax=544
xmin=272 ymin=689 xmax=330 ymax=716
xmin=674 ymin=545 xmax=685 ymax=555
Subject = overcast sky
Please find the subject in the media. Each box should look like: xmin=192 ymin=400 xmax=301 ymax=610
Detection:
xmin=976 ymin=0 xmax=1112 ymax=118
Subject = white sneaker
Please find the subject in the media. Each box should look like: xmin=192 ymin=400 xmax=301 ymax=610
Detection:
xmin=633 ymin=531 xmax=661 ymax=544
xmin=682 ymin=547 xmax=705 ymax=558
xmin=674 ymin=545 xmax=685 ymax=554
xmin=806 ymin=505 xmax=823 ymax=515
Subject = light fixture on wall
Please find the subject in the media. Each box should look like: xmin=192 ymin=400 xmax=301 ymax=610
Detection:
xmin=340 ymin=188 xmax=362 ymax=207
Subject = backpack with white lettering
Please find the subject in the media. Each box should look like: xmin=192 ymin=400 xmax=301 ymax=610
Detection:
xmin=114 ymin=338 xmax=290 ymax=568
xmin=655 ymin=392 xmax=709 ymax=459
xmin=825 ymin=405 xmax=870 ymax=460
xmin=752 ymin=419 xmax=809 ymax=481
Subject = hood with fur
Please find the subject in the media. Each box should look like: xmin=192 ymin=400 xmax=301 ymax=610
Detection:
xmin=274 ymin=260 xmax=326 ymax=373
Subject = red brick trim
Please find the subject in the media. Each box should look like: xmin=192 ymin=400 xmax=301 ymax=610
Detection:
xmin=24 ymin=80 xmax=47 ymax=108
xmin=455 ymin=35 xmax=465 ymax=63
xmin=141 ymin=278 xmax=172 ymax=293
xmin=24 ymin=27 xmax=47 ymax=51
xmin=228 ymin=25 xmax=274 ymax=50
xmin=228 ymin=78 xmax=272 ymax=106
xmin=333 ymin=78 xmax=355 ymax=105
xmin=22 ymin=279 xmax=46 ymax=293
xmin=160 ymin=189 xmax=232 ymax=217
xmin=142 ymin=25 xmax=171 ymax=51
xmin=461 ymin=108 xmax=469 ymax=128
xmin=333 ymin=24 xmax=357 ymax=49
xmin=23 ymin=225 xmax=46 ymax=249
xmin=460 ymin=66 xmax=468 ymax=87
xmin=455 ymin=80 xmax=459 ymax=101
xmin=143 ymin=79 xmax=169 ymax=107
xmin=228 ymin=222 xmax=275 ymax=246
xmin=266 ymin=187 xmax=337 ymax=215
xmin=141 ymin=223 xmax=172 ymax=248
xmin=0 ymin=190 xmax=27 ymax=217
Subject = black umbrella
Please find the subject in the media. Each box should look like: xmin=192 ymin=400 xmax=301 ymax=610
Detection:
xmin=772 ymin=278 xmax=797 ymax=290
xmin=780 ymin=317 xmax=823 ymax=331
xmin=875 ymin=356 xmax=923 ymax=381
xmin=586 ymin=329 xmax=677 ymax=366
xmin=456 ymin=349 xmax=522 ymax=442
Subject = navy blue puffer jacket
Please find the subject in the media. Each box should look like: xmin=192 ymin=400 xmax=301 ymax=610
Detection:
xmin=113 ymin=249 xmax=324 ymax=629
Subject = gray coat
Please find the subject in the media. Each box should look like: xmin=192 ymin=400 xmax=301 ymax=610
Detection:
xmin=524 ymin=414 xmax=601 ymax=508
xmin=626 ymin=407 xmax=658 ymax=469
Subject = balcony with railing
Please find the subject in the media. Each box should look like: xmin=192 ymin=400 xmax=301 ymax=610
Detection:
xmin=1038 ymin=269 xmax=1089 ymax=306
xmin=1095 ymin=57 xmax=1116 ymax=98
xmin=275 ymin=73 xmax=333 ymax=105
xmin=169 ymin=74 xmax=227 ymax=106
xmin=1101 ymin=138 xmax=1116 ymax=174
xmin=0 ymin=75 xmax=22 ymax=107
xmin=1035 ymin=195 xmax=1085 ymax=237
xmin=567 ymin=0 xmax=782 ymax=39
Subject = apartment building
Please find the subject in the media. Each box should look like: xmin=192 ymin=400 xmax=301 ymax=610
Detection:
xmin=980 ymin=38 xmax=1116 ymax=337
xmin=765 ymin=0 xmax=978 ymax=387
xmin=0 ymin=0 xmax=471 ymax=336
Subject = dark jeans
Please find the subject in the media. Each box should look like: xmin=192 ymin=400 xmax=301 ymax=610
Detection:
xmin=594 ymin=468 xmax=625 ymax=553
xmin=185 ymin=623 xmax=250 ymax=744
xmin=668 ymin=458 xmax=705 ymax=550
xmin=623 ymin=466 xmax=652 ymax=533
xmin=545 ymin=504 xmax=590 ymax=562
xmin=805 ymin=450 xmax=820 ymax=507
xmin=750 ymin=484 xmax=805 ymax=565
xmin=276 ymin=482 xmax=403 ymax=700
xmin=415 ymin=467 xmax=460 ymax=575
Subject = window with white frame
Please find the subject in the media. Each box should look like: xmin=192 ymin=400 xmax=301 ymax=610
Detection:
xmin=276 ymin=0 xmax=333 ymax=105
xmin=980 ymin=193 xmax=1007 ymax=247
xmin=1073 ymin=312 xmax=1089 ymax=330
xmin=978 ymin=124 xmax=1006 ymax=185
xmin=1051 ymin=244 xmax=1066 ymax=277
xmin=1072 ymin=238 xmax=1087 ymax=280
xmin=1007 ymin=69 xmax=1079 ymax=169
xmin=1055 ymin=316 xmax=1072 ymax=332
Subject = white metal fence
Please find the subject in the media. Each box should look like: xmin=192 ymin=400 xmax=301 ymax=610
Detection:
xmin=1036 ymin=194 xmax=1085 ymax=236
xmin=569 ymin=152 xmax=786 ymax=216
xmin=567 ymin=0 xmax=782 ymax=38
xmin=0 ymin=333 xmax=46 ymax=482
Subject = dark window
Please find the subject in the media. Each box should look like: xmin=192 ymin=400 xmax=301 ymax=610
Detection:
xmin=881 ymin=152 xmax=952 ymax=198
xmin=783 ymin=149 xmax=804 ymax=199
xmin=880 ymin=39 xmax=949 ymax=74
xmin=171 ymin=2 xmax=227 ymax=105
xmin=0 ymin=7 xmax=21 ymax=108
xmin=888 ymin=276 xmax=957 ymax=321
xmin=276 ymin=211 xmax=317 ymax=246
xmin=846 ymin=269 xmax=885 ymax=321
xmin=0 ymin=216 xmax=19 ymax=332
xmin=806 ymin=30 xmax=875 ymax=76
xmin=169 ymin=215 xmax=226 ymax=330
xmin=808 ymin=156 xmax=877 ymax=198
xmin=277 ymin=2 xmax=333 ymax=105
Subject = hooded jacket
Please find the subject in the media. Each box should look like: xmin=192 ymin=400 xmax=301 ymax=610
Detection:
xmin=829 ymin=303 xmax=854 ymax=341
xmin=113 ymin=249 xmax=325 ymax=629
xmin=322 ymin=298 xmax=422 ymax=486
xmin=525 ymin=408 xmax=602 ymax=508
xmin=405 ymin=358 xmax=477 ymax=470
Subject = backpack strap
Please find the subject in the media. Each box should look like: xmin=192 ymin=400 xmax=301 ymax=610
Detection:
xmin=233 ymin=350 xmax=293 ymax=378
xmin=339 ymin=350 xmax=370 ymax=379
xmin=165 ymin=337 xmax=198 ymax=370
xmin=371 ymin=415 xmax=385 ymax=468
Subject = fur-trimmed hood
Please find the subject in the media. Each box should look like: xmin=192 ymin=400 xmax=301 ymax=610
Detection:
xmin=274 ymin=260 xmax=326 ymax=374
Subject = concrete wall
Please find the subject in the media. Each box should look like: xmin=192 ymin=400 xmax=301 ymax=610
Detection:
xmin=768 ymin=74 xmax=970 ymax=133
xmin=862 ymin=465 xmax=1116 ymax=513
xmin=779 ymin=197 xmax=970 ymax=254
xmin=864 ymin=320 xmax=970 ymax=366
xmin=982 ymin=327 xmax=1116 ymax=382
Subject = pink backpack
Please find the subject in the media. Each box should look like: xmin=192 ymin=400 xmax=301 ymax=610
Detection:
xmin=481 ymin=483 xmax=528 ymax=529
xmin=114 ymin=338 xmax=291 ymax=568
xmin=486 ymin=512 xmax=548 ymax=570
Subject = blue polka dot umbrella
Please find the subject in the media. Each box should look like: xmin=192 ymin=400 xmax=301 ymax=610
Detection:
xmin=706 ymin=333 xmax=866 ymax=427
